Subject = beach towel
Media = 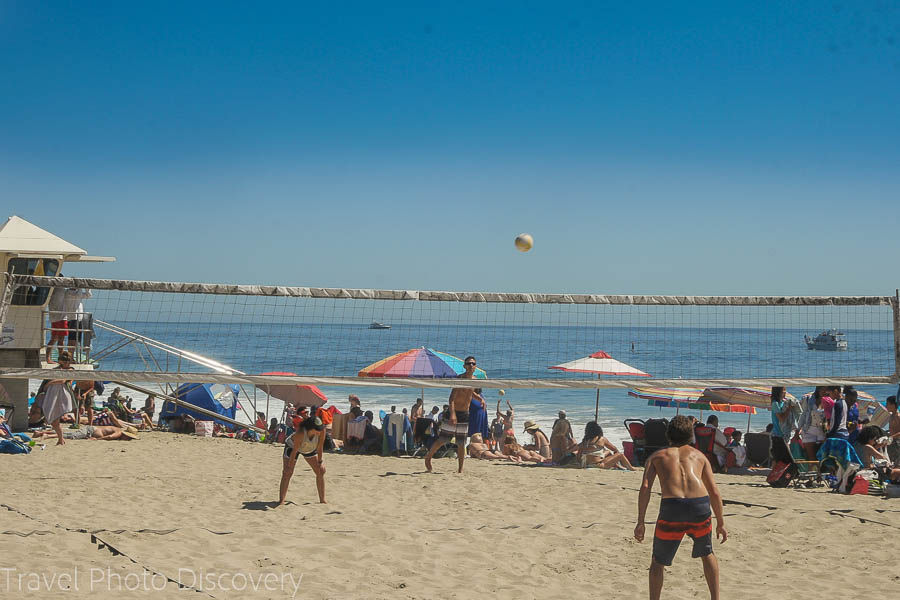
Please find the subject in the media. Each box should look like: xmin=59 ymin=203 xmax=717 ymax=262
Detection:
xmin=817 ymin=438 xmax=861 ymax=471
xmin=332 ymin=412 xmax=350 ymax=441
xmin=468 ymin=397 xmax=489 ymax=439
xmin=0 ymin=438 xmax=30 ymax=454
xmin=382 ymin=413 xmax=412 ymax=454
xmin=347 ymin=415 xmax=367 ymax=440
xmin=36 ymin=382 xmax=74 ymax=424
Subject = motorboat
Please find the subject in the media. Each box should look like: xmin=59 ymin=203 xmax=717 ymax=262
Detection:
xmin=804 ymin=330 xmax=847 ymax=351
xmin=368 ymin=321 xmax=391 ymax=329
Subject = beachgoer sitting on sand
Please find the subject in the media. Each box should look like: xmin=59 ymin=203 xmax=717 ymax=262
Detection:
xmin=550 ymin=411 xmax=577 ymax=463
xmin=522 ymin=420 xmax=551 ymax=459
xmin=576 ymin=421 xmax=636 ymax=471
xmin=28 ymin=403 xmax=46 ymax=429
xmin=496 ymin=396 xmax=515 ymax=439
xmin=885 ymin=396 xmax=900 ymax=467
xmin=468 ymin=433 xmax=519 ymax=461
xmin=503 ymin=435 xmax=549 ymax=463
xmin=278 ymin=410 xmax=328 ymax=506
xmin=855 ymin=425 xmax=891 ymax=470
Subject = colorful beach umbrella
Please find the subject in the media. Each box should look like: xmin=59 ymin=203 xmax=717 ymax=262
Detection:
xmin=550 ymin=350 xmax=650 ymax=421
xmin=358 ymin=347 xmax=487 ymax=379
xmin=358 ymin=347 xmax=487 ymax=402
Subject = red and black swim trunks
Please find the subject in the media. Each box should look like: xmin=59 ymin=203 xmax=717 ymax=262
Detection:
xmin=652 ymin=496 xmax=713 ymax=566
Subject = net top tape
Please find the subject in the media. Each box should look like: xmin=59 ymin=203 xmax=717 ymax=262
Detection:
xmin=1 ymin=369 xmax=896 ymax=388
xmin=8 ymin=275 xmax=896 ymax=307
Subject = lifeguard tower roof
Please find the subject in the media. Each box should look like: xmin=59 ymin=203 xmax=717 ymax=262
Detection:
xmin=0 ymin=216 xmax=114 ymax=262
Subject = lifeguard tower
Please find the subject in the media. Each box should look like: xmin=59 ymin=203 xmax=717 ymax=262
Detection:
xmin=0 ymin=216 xmax=114 ymax=430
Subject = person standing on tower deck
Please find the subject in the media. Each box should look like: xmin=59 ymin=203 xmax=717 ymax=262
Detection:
xmin=424 ymin=356 xmax=479 ymax=474
xmin=635 ymin=415 xmax=727 ymax=600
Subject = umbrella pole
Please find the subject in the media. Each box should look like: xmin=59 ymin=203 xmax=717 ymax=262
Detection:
xmin=747 ymin=411 xmax=751 ymax=433
xmin=594 ymin=388 xmax=600 ymax=422
xmin=266 ymin=390 xmax=270 ymax=431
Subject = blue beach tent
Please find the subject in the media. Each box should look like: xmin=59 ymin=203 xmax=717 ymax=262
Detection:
xmin=159 ymin=383 xmax=239 ymax=426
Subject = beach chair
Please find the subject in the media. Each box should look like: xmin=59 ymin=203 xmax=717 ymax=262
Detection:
xmin=623 ymin=419 xmax=646 ymax=465
xmin=693 ymin=426 xmax=723 ymax=472
xmin=642 ymin=418 xmax=669 ymax=459
xmin=412 ymin=417 xmax=434 ymax=456
xmin=744 ymin=432 xmax=772 ymax=467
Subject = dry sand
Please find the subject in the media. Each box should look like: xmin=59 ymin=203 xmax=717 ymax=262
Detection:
xmin=3 ymin=433 xmax=899 ymax=599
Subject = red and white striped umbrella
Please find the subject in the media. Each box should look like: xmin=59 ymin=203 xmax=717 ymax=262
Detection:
xmin=550 ymin=351 xmax=650 ymax=420
xmin=549 ymin=351 xmax=650 ymax=377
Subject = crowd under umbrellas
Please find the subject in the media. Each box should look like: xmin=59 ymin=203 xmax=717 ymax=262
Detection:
xmin=12 ymin=345 xmax=900 ymax=503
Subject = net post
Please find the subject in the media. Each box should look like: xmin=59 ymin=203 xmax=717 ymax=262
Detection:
xmin=893 ymin=289 xmax=900 ymax=382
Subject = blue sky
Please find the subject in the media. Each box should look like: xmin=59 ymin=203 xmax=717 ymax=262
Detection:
xmin=2 ymin=2 xmax=899 ymax=295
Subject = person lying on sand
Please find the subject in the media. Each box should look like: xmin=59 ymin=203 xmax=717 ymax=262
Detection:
xmin=503 ymin=435 xmax=550 ymax=464
xmin=468 ymin=433 xmax=520 ymax=461
xmin=635 ymin=415 xmax=726 ymax=600
xmin=32 ymin=424 xmax=138 ymax=441
xmin=577 ymin=421 xmax=636 ymax=471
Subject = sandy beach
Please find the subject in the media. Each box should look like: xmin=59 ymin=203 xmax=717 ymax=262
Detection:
xmin=3 ymin=433 xmax=899 ymax=599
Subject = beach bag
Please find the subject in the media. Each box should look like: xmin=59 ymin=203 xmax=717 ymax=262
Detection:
xmin=849 ymin=476 xmax=870 ymax=495
xmin=767 ymin=461 xmax=799 ymax=488
xmin=194 ymin=420 xmax=214 ymax=437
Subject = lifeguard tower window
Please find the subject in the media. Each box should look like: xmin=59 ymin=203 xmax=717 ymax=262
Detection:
xmin=8 ymin=258 xmax=59 ymax=305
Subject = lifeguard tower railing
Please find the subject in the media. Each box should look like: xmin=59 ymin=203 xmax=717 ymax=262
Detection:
xmin=37 ymin=308 xmax=263 ymax=424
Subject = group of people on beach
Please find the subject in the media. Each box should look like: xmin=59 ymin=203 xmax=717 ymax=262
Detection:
xmin=23 ymin=354 xmax=156 ymax=445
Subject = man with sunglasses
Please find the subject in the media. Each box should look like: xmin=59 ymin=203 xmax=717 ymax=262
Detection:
xmin=424 ymin=356 xmax=480 ymax=473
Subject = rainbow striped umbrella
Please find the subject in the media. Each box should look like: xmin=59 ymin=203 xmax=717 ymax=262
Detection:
xmin=358 ymin=347 xmax=487 ymax=379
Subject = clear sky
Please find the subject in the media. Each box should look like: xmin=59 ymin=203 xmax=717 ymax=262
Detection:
xmin=2 ymin=2 xmax=899 ymax=295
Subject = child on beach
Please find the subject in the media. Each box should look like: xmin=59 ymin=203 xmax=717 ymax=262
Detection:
xmin=635 ymin=415 xmax=727 ymax=600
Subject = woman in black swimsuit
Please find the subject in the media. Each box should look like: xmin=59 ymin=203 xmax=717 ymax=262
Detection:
xmin=278 ymin=415 xmax=327 ymax=506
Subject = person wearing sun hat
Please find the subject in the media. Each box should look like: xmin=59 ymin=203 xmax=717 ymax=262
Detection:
xmin=523 ymin=419 xmax=551 ymax=459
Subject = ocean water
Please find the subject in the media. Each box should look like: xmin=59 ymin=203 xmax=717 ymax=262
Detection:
xmin=67 ymin=321 xmax=897 ymax=449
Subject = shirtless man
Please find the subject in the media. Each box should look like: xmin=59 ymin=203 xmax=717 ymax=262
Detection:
xmin=410 ymin=397 xmax=424 ymax=423
xmin=634 ymin=415 xmax=727 ymax=600
xmin=424 ymin=356 xmax=479 ymax=473
xmin=33 ymin=424 xmax=136 ymax=441
xmin=74 ymin=380 xmax=95 ymax=427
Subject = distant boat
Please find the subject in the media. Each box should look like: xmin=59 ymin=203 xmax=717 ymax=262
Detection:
xmin=368 ymin=321 xmax=391 ymax=329
xmin=804 ymin=329 xmax=847 ymax=351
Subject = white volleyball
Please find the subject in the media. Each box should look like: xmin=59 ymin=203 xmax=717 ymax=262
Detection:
xmin=514 ymin=233 xmax=533 ymax=252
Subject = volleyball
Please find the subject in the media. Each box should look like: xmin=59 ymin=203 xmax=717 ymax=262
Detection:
xmin=514 ymin=233 xmax=533 ymax=252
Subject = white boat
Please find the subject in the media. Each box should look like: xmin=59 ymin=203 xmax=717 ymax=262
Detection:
xmin=804 ymin=330 xmax=847 ymax=351
xmin=368 ymin=321 xmax=391 ymax=329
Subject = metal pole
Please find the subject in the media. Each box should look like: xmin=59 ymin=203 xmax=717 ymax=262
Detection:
xmin=113 ymin=381 xmax=264 ymax=433
xmin=594 ymin=374 xmax=600 ymax=422
xmin=747 ymin=411 xmax=752 ymax=433
xmin=893 ymin=289 xmax=900 ymax=383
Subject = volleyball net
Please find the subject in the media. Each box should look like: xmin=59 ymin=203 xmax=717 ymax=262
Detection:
xmin=1 ymin=274 xmax=898 ymax=391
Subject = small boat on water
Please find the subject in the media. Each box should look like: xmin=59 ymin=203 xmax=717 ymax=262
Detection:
xmin=368 ymin=321 xmax=391 ymax=329
xmin=804 ymin=330 xmax=847 ymax=351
